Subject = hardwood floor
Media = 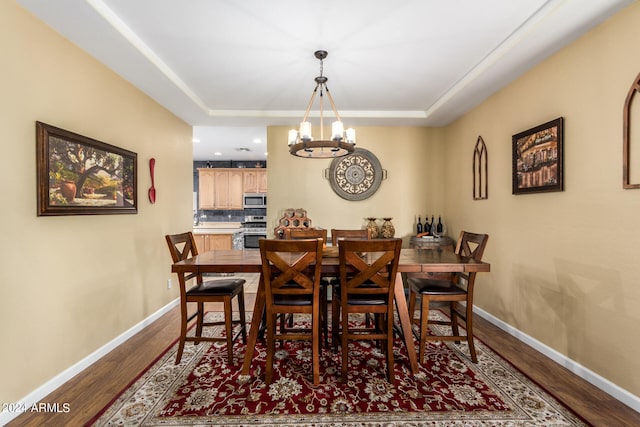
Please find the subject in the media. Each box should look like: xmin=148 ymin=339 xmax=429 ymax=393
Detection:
xmin=8 ymin=275 xmax=640 ymax=426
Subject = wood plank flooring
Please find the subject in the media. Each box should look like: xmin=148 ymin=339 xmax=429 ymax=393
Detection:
xmin=7 ymin=273 xmax=640 ymax=426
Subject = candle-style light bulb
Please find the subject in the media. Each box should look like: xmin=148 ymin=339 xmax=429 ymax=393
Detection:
xmin=288 ymin=129 xmax=298 ymax=146
xmin=346 ymin=128 xmax=356 ymax=144
xmin=332 ymin=121 xmax=344 ymax=141
xmin=300 ymin=122 xmax=312 ymax=141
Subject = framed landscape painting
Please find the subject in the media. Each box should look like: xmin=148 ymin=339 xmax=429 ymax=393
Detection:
xmin=36 ymin=121 xmax=137 ymax=216
xmin=512 ymin=117 xmax=564 ymax=195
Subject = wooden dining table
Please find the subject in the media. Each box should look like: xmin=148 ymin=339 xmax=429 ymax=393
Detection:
xmin=171 ymin=246 xmax=490 ymax=376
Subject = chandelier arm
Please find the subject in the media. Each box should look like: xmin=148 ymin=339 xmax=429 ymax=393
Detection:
xmin=323 ymin=85 xmax=342 ymax=123
xmin=301 ymin=83 xmax=321 ymax=123
xmin=319 ymin=84 xmax=325 ymax=141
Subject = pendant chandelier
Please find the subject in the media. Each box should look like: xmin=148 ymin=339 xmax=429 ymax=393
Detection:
xmin=288 ymin=50 xmax=356 ymax=158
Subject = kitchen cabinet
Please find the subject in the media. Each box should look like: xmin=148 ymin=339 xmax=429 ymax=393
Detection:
xmin=257 ymin=169 xmax=267 ymax=193
xmin=198 ymin=168 xmax=244 ymax=210
xmin=243 ymin=170 xmax=257 ymax=193
xmin=193 ymin=233 xmax=233 ymax=251
xmin=213 ymin=170 xmax=229 ymax=208
xmin=198 ymin=169 xmax=215 ymax=210
xmin=242 ymin=168 xmax=267 ymax=193
xmin=229 ymin=170 xmax=243 ymax=209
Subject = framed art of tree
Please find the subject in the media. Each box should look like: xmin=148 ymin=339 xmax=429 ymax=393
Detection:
xmin=36 ymin=121 xmax=138 ymax=216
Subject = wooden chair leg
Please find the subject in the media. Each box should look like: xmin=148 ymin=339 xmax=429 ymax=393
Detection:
xmin=265 ymin=312 xmax=276 ymax=384
xmin=175 ymin=302 xmax=188 ymax=364
xmin=408 ymin=289 xmax=417 ymax=326
xmin=312 ymin=309 xmax=320 ymax=385
xmin=450 ymin=302 xmax=460 ymax=342
xmin=194 ymin=302 xmax=204 ymax=344
xmin=465 ymin=303 xmax=478 ymax=363
xmin=386 ymin=313 xmax=395 ymax=384
xmin=341 ymin=310 xmax=349 ymax=382
xmin=224 ymin=297 xmax=234 ymax=365
xmin=320 ymin=285 xmax=329 ymax=348
xmin=237 ymin=291 xmax=247 ymax=343
xmin=331 ymin=297 xmax=340 ymax=351
xmin=419 ymin=295 xmax=430 ymax=364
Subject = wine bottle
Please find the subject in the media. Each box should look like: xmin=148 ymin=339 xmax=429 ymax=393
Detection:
xmin=423 ymin=216 xmax=429 ymax=233
xmin=436 ymin=216 xmax=443 ymax=234
xmin=430 ymin=216 xmax=436 ymax=234
xmin=417 ymin=216 xmax=423 ymax=234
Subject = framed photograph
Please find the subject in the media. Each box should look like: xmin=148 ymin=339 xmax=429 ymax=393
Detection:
xmin=512 ymin=117 xmax=564 ymax=195
xmin=37 ymin=121 xmax=137 ymax=216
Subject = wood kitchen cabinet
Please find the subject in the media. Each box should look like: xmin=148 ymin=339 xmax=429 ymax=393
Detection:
xmin=198 ymin=169 xmax=215 ymax=209
xmin=193 ymin=233 xmax=233 ymax=251
xmin=213 ymin=170 xmax=229 ymax=208
xmin=198 ymin=168 xmax=244 ymax=210
xmin=257 ymin=169 xmax=267 ymax=193
xmin=228 ymin=170 xmax=243 ymax=209
xmin=242 ymin=168 xmax=267 ymax=193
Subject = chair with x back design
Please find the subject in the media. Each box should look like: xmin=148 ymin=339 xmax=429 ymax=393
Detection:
xmin=259 ymin=237 xmax=324 ymax=385
xmin=332 ymin=238 xmax=402 ymax=383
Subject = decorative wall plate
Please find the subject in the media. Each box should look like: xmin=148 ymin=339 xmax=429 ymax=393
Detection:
xmin=326 ymin=148 xmax=385 ymax=201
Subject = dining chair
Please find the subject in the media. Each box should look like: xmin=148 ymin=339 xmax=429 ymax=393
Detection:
xmin=332 ymin=238 xmax=402 ymax=383
xmin=282 ymin=227 xmax=330 ymax=346
xmin=165 ymin=232 xmax=247 ymax=365
xmin=330 ymin=228 xmax=371 ymax=245
xmin=284 ymin=227 xmax=328 ymax=242
xmin=328 ymin=228 xmax=373 ymax=340
xmin=259 ymin=238 xmax=324 ymax=385
xmin=407 ymin=231 xmax=489 ymax=363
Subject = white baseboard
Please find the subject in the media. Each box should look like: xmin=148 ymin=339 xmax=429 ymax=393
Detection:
xmin=0 ymin=298 xmax=179 ymax=426
xmin=474 ymin=306 xmax=640 ymax=413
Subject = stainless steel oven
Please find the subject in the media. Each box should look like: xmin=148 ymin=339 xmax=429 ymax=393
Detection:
xmin=242 ymin=215 xmax=267 ymax=249
xmin=243 ymin=232 xmax=266 ymax=249
xmin=243 ymin=193 xmax=267 ymax=209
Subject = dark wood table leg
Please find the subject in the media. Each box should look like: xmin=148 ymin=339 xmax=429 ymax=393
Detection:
xmin=241 ymin=274 xmax=266 ymax=376
xmin=394 ymin=272 xmax=418 ymax=374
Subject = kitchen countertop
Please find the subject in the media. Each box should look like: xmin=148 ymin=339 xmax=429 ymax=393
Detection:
xmin=193 ymin=222 xmax=243 ymax=234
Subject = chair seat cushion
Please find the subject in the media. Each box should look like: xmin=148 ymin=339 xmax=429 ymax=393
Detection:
xmin=333 ymin=285 xmax=387 ymax=305
xmin=272 ymin=282 xmax=314 ymax=305
xmin=407 ymin=277 xmax=466 ymax=296
xmin=187 ymin=278 xmax=245 ymax=296
xmin=273 ymin=294 xmax=313 ymax=306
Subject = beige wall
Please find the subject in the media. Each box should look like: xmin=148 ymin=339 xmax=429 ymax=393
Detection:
xmin=266 ymin=126 xmax=446 ymax=245
xmin=444 ymin=3 xmax=640 ymax=395
xmin=0 ymin=1 xmax=192 ymax=404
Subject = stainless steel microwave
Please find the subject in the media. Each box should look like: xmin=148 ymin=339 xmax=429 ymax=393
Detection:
xmin=243 ymin=193 xmax=267 ymax=208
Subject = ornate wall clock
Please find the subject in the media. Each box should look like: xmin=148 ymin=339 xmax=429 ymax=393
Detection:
xmin=326 ymin=148 xmax=385 ymax=201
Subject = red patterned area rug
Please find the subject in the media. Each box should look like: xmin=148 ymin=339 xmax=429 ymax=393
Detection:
xmin=88 ymin=312 xmax=587 ymax=426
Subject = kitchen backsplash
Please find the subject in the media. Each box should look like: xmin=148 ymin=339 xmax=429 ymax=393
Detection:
xmin=197 ymin=208 xmax=266 ymax=223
